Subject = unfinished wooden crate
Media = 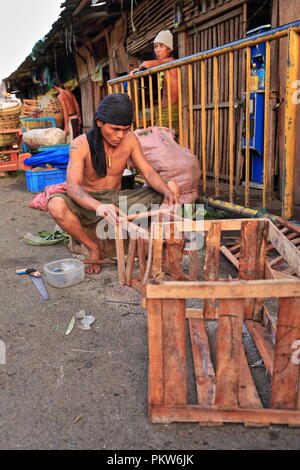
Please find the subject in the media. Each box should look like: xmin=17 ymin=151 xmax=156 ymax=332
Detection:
xmin=116 ymin=217 xmax=300 ymax=426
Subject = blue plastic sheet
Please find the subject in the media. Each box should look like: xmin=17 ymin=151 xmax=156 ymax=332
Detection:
xmin=24 ymin=146 xmax=70 ymax=169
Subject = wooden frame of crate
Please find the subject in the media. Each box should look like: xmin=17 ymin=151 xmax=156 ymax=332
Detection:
xmin=115 ymin=217 xmax=300 ymax=426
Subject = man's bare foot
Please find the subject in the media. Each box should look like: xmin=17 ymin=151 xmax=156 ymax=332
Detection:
xmin=85 ymin=247 xmax=102 ymax=274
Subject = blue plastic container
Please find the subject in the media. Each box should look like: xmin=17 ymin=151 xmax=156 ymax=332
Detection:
xmin=25 ymin=168 xmax=66 ymax=193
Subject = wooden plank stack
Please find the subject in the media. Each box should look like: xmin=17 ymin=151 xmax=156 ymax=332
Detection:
xmin=115 ymin=216 xmax=300 ymax=426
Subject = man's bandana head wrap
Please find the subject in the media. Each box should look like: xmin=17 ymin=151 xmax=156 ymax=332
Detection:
xmin=86 ymin=93 xmax=133 ymax=176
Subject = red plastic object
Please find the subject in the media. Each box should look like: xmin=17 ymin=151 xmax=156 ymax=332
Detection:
xmin=0 ymin=129 xmax=23 ymax=171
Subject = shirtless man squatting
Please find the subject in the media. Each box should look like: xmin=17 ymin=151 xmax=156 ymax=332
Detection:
xmin=47 ymin=93 xmax=179 ymax=274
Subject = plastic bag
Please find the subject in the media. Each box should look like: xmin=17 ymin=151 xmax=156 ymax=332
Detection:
xmin=22 ymin=128 xmax=66 ymax=148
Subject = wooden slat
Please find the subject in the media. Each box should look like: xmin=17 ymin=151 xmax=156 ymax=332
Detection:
xmin=162 ymin=299 xmax=187 ymax=404
xmin=203 ymin=222 xmax=221 ymax=317
xmin=271 ymin=297 xmax=300 ymax=409
xmin=239 ymin=346 xmax=263 ymax=409
xmin=152 ymin=221 xmax=164 ymax=278
xmin=215 ymin=299 xmax=245 ymax=408
xmin=149 ymin=405 xmax=300 ymax=426
xmin=125 ymin=237 xmax=137 ymax=286
xmin=164 ymin=223 xmax=186 ymax=280
xmin=189 ymin=250 xmax=200 ymax=281
xmin=189 ymin=318 xmax=216 ymax=405
xmin=137 ymin=237 xmax=146 ymax=280
xmin=246 ymin=320 xmax=274 ymax=376
xmin=221 ymin=245 xmax=239 ymax=268
xmin=146 ymin=279 xmax=300 ymax=300
xmin=147 ymin=299 xmax=164 ymax=405
xmin=239 ymin=220 xmax=269 ymax=319
xmin=115 ymin=225 xmax=126 ymax=285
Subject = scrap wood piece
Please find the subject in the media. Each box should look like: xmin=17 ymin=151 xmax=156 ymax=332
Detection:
xmin=271 ymin=297 xmax=300 ymax=410
xmin=203 ymin=222 xmax=221 ymax=318
xmin=188 ymin=318 xmax=216 ymax=406
xmin=215 ymin=299 xmax=245 ymax=409
xmin=245 ymin=320 xmax=274 ymax=376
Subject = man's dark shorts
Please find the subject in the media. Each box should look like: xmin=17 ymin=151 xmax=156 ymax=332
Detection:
xmin=48 ymin=187 xmax=164 ymax=226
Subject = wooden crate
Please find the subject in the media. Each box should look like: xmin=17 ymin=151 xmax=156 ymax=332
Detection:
xmin=115 ymin=217 xmax=300 ymax=426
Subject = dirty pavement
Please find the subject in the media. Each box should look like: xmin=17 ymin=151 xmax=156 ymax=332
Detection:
xmin=0 ymin=173 xmax=299 ymax=451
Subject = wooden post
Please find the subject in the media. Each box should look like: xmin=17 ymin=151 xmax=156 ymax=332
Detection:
xmin=162 ymin=299 xmax=187 ymax=405
xmin=178 ymin=31 xmax=189 ymax=147
xmin=203 ymin=222 xmax=221 ymax=318
xmin=271 ymin=297 xmax=300 ymax=409
xmin=147 ymin=298 xmax=164 ymax=408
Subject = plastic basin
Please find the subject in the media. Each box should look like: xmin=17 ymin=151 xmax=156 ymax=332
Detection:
xmin=44 ymin=258 xmax=85 ymax=288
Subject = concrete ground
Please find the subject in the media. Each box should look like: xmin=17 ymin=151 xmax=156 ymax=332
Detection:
xmin=0 ymin=173 xmax=299 ymax=450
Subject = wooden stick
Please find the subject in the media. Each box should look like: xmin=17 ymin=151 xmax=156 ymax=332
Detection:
xmin=82 ymin=259 xmax=116 ymax=265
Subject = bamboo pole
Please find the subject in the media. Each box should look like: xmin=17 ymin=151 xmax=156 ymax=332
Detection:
xmin=149 ymin=75 xmax=154 ymax=127
xmin=177 ymin=68 xmax=183 ymax=146
xmin=245 ymin=47 xmax=251 ymax=207
xmin=263 ymin=41 xmax=271 ymax=208
xmin=134 ymin=79 xmax=140 ymax=129
xmin=141 ymin=76 xmax=147 ymax=128
xmin=213 ymin=56 xmax=220 ymax=197
xmin=229 ymin=51 xmax=234 ymax=203
xmin=157 ymin=72 xmax=162 ymax=126
xmin=201 ymin=60 xmax=207 ymax=194
xmin=188 ymin=64 xmax=194 ymax=153
xmin=166 ymin=70 xmax=172 ymax=129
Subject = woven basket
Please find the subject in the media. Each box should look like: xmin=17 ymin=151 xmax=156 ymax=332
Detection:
xmin=0 ymin=103 xmax=22 ymax=147
xmin=39 ymin=97 xmax=64 ymax=129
